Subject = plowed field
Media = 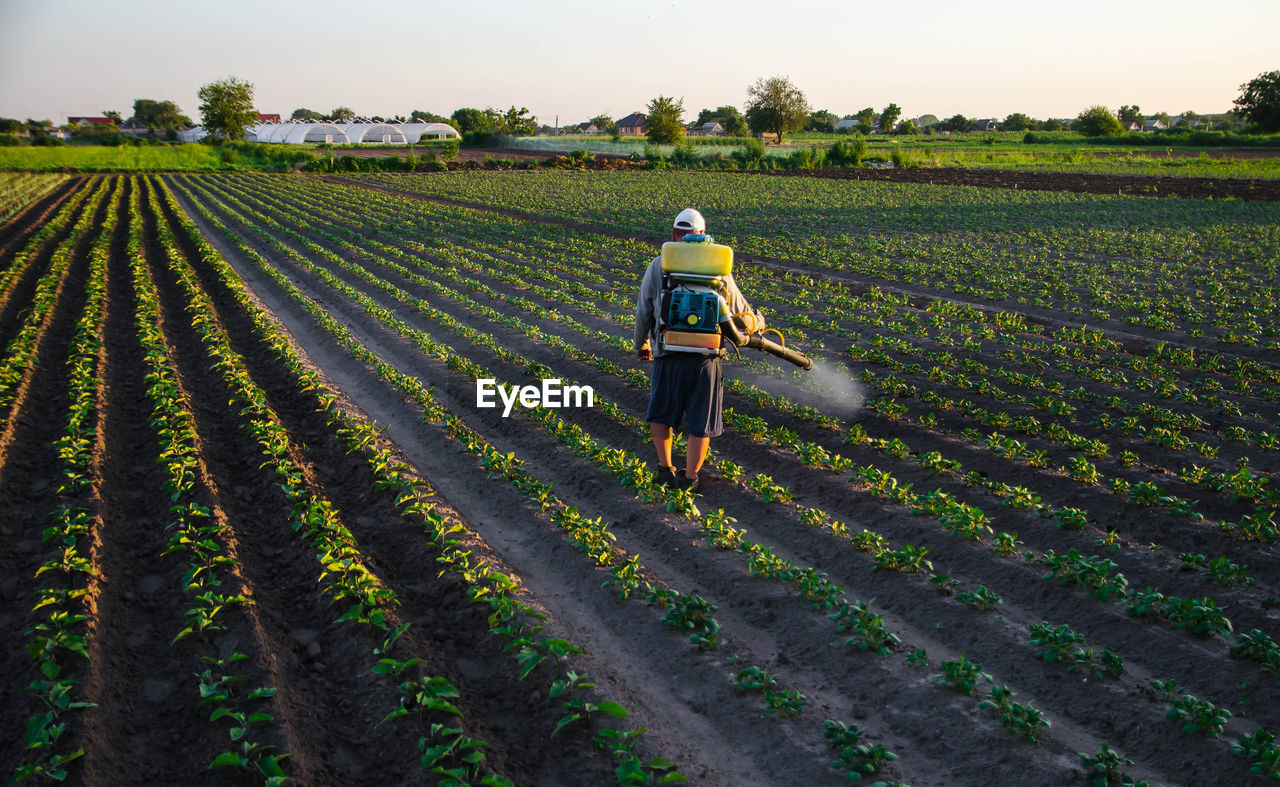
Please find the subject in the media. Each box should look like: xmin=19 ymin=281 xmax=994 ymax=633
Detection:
xmin=2 ymin=171 xmax=1278 ymax=786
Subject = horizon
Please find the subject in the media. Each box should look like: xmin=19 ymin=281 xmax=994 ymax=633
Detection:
xmin=1 ymin=0 xmax=1276 ymax=129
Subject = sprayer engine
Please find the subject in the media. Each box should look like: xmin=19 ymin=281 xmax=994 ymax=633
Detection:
xmin=657 ymin=235 xmax=814 ymax=370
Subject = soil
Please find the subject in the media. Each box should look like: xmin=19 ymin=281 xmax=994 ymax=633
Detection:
xmin=2 ymin=170 xmax=1275 ymax=785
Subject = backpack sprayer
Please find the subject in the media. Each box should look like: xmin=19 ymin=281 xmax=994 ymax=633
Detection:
xmin=658 ymin=235 xmax=814 ymax=370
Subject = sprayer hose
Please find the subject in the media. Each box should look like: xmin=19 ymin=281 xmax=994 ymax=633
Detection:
xmin=729 ymin=311 xmax=759 ymax=335
xmin=762 ymin=328 xmax=786 ymax=347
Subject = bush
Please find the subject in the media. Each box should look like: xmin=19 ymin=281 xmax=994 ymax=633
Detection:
xmin=730 ymin=139 xmax=765 ymax=168
xmin=0 ymin=134 xmax=27 ymax=147
xmin=827 ymin=138 xmax=866 ymax=167
xmin=1075 ymin=106 xmax=1124 ymax=137
xmin=782 ymin=147 xmax=821 ymax=169
xmin=31 ymin=135 xmax=66 ymax=147
xmin=460 ymin=130 xmax=511 ymax=148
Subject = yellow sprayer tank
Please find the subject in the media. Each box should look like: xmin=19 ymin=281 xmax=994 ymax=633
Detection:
xmin=661 ymin=239 xmax=733 ymax=277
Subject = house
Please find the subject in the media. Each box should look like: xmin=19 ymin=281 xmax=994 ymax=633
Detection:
xmin=616 ymin=112 xmax=646 ymax=136
xmin=575 ymin=122 xmax=599 ymax=134
xmin=1120 ymin=120 xmax=1141 ymax=132
xmin=688 ymin=122 xmax=725 ymax=137
xmin=120 ymin=117 xmax=150 ymax=136
xmin=1143 ymin=118 xmax=1168 ymax=132
xmin=67 ymin=116 xmax=114 ymax=127
xmin=834 ymin=118 xmax=861 ymax=132
xmin=972 ymin=118 xmax=997 ymax=132
xmin=256 ymin=113 xmax=281 ymax=125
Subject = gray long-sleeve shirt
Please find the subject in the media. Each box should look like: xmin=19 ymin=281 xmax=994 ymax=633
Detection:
xmin=633 ymin=254 xmax=764 ymax=357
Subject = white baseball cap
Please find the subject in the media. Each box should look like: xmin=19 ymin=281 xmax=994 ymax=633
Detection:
xmin=673 ymin=208 xmax=705 ymax=233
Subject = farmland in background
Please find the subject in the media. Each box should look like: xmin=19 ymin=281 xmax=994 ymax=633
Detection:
xmin=508 ymin=135 xmax=1280 ymax=180
xmin=1 ymin=169 xmax=1278 ymax=785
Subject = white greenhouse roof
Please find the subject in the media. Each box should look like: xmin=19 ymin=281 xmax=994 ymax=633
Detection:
xmin=342 ymin=123 xmax=407 ymax=144
xmin=401 ymin=122 xmax=461 ymax=142
xmin=246 ymin=121 xmax=459 ymax=144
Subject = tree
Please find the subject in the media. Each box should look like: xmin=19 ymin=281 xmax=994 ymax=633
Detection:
xmin=1176 ymin=110 xmax=1199 ymax=128
xmin=914 ymin=114 xmax=939 ymax=129
xmin=1234 ymin=71 xmax=1280 ymax=132
xmin=133 ymin=99 xmax=190 ymax=129
xmin=495 ymin=106 xmax=536 ymax=135
xmin=877 ymin=103 xmax=901 ymax=133
xmin=328 ymin=106 xmax=356 ymax=123
xmin=1075 ymin=105 xmax=1124 ymax=137
xmin=1154 ymin=111 xmax=1171 ymax=126
xmin=197 ymin=77 xmax=256 ymax=140
xmin=450 ymin=107 xmax=491 ymax=134
xmin=589 ymin=114 xmax=617 ymax=135
xmin=696 ymin=105 xmax=747 ymax=136
xmin=940 ymin=114 xmax=969 ymax=133
xmin=291 ymin=108 xmax=323 ymax=121
xmin=1040 ymin=118 xmax=1066 ymax=131
xmin=894 ymin=119 xmax=918 ymax=136
xmin=410 ymin=109 xmax=450 ymax=124
xmin=1118 ymin=105 xmax=1142 ymax=125
xmin=103 ymin=110 xmax=122 ymax=124
xmin=807 ymin=109 xmax=838 ymax=133
xmin=744 ymin=76 xmax=810 ymax=143
xmin=855 ymin=107 xmax=877 ymax=127
xmin=1001 ymin=112 xmax=1033 ymax=132
xmin=644 ymin=95 xmax=685 ymax=144
xmin=0 ymin=118 xmax=23 ymax=134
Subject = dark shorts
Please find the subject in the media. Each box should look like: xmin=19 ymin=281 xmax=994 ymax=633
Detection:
xmin=645 ymin=353 xmax=724 ymax=438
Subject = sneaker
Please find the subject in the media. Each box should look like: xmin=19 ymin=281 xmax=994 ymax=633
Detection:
xmin=675 ymin=472 xmax=700 ymax=493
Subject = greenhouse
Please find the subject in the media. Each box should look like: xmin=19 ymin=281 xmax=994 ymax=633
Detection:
xmin=341 ymin=123 xmax=407 ymax=145
xmin=245 ymin=121 xmax=460 ymax=145
xmin=250 ymin=122 xmax=349 ymax=145
xmin=401 ymin=122 xmax=461 ymax=142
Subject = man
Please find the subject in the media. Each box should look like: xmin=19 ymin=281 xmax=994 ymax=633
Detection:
xmin=635 ymin=208 xmax=764 ymax=491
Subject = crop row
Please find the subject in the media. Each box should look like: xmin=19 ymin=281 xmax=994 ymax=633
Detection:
xmin=0 ymin=181 xmax=110 ymax=421
xmin=172 ymin=173 xmax=933 ymax=781
xmin=204 ymin=173 xmax=1277 ymax=621
xmin=214 ymin=175 xmax=1277 ymax=575
xmin=178 ymin=174 xmax=1276 ymax=779
xmin=165 ymin=175 xmax=709 ymax=784
xmin=10 ymin=177 xmax=118 ymax=783
xmin=0 ymin=173 xmax=67 ymax=226
xmin=350 ymin=171 xmax=1280 ymax=346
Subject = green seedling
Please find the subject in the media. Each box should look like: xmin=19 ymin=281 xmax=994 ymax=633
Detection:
xmin=1167 ymin=694 xmax=1231 ymax=738
xmin=933 ymin=654 xmax=991 ymax=695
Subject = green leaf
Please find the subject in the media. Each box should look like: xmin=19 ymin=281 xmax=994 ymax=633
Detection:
xmin=553 ymin=712 xmax=583 ymax=736
xmin=596 ymin=701 xmax=629 ymax=718
xmin=210 ymin=752 xmax=249 ymax=768
xmin=376 ymin=707 xmax=409 ymax=728
xmin=420 ymin=743 xmax=452 ymax=768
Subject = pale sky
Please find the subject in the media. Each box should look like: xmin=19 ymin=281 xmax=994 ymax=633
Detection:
xmin=2 ymin=0 xmax=1276 ymax=126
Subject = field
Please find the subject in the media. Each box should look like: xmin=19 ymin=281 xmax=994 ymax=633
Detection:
xmin=510 ymin=135 xmax=1280 ymax=180
xmin=0 ymin=145 xmax=314 ymax=173
xmin=1 ymin=168 xmax=1278 ymax=785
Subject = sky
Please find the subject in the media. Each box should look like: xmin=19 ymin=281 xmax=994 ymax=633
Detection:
xmin=2 ymin=0 xmax=1277 ymax=127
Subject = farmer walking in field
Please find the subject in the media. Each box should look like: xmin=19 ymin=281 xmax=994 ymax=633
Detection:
xmin=635 ymin=208 xmax=765 ymax=491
